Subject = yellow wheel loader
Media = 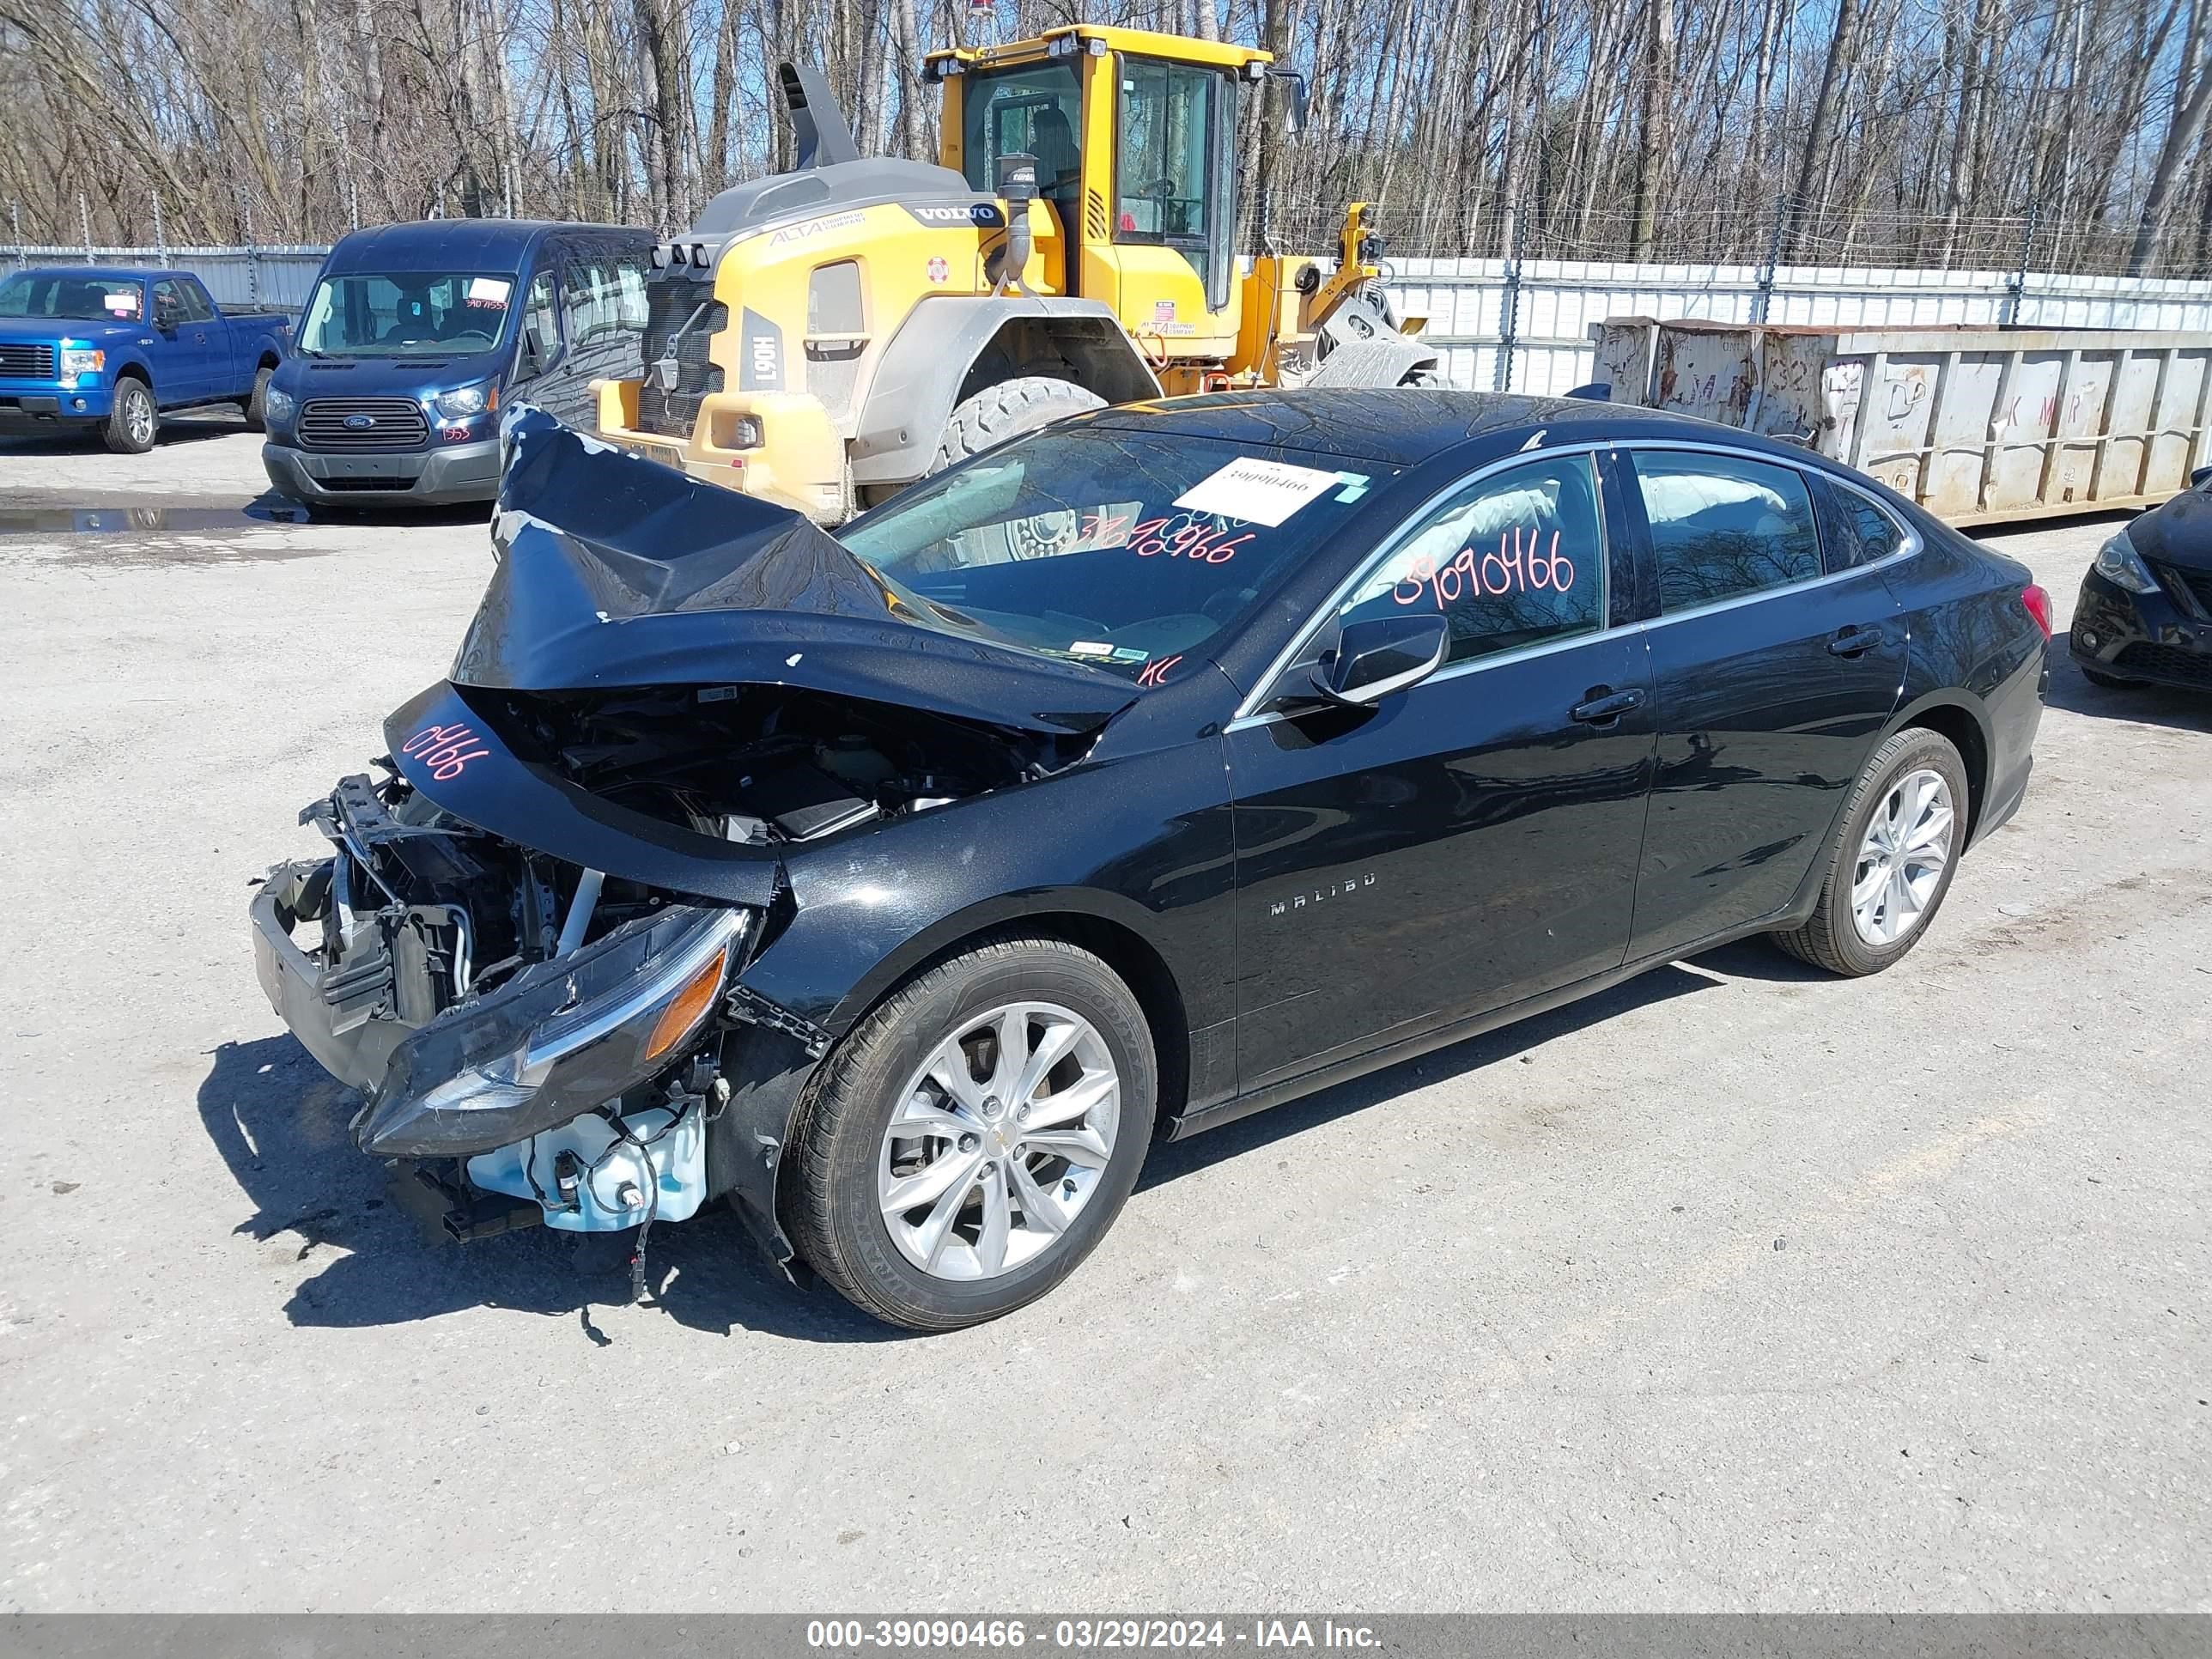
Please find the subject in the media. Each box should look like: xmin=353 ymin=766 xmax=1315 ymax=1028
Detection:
xmin=593 ymin=25 xmax=1437 ymax=522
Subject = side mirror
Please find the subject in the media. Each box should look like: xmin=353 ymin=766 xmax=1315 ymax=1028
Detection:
xmin=520 ymin=325 xmax=546 ymax=373
xmin=1313 ymin=613 xmax=1449 ymax=706
xmin=2191 ymin=463 xmax=2212 ymax=493
xmin=154 ymin=299 xmax=179 ymax=331
xmin=1267 ymin=68 xmax=1310 ymax=137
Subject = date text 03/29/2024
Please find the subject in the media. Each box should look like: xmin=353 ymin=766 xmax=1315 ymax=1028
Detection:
xmin=805 ymin=1620 xmax=1382 ymax=1651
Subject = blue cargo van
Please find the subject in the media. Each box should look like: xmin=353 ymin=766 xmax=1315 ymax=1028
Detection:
xmin=261 ymin=220 xmax=652 ymax=509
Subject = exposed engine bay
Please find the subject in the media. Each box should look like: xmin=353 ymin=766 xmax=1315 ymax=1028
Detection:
xmin=479 ymin=681 xmax=1088 ymax=848
xmin=248 ymin=409 xmax=1139 ymax=1297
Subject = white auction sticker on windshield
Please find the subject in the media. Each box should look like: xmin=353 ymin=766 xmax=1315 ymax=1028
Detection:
xmin=465 ymin=276 xmax=513 ymax=307
xmin=1173 ymin=457 xmax=1344 ymax=527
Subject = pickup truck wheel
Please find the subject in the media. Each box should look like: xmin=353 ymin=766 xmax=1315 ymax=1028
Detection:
xmin=103 ymin=379 xmax=157 ymax=454
xmin=241 ymin=367 xmax=272 ymax=432
xmin=787 ymin=934 xmax=1155 ymax=1331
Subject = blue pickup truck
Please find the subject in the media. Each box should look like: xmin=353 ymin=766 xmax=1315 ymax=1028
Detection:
xmin=0 ymin=267 xmax=291 ymax=453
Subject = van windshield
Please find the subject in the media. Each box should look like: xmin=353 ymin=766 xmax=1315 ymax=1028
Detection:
xmin=298 ymin=271 xmax=517 ymax=357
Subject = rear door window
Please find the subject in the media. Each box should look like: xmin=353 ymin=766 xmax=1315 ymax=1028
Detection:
xmin=1340 ymin=455 xmax=1607 ymax=666
xmin=1632 ymin=451 xmax=1825 ymax=613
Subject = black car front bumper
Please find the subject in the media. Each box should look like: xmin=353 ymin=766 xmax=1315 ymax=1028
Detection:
xmin=2070 ymin=565 xmax=2212 ymax=691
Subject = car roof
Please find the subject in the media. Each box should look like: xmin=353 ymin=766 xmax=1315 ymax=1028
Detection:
xmin=322 ymin=220 xmax=641 ymax=273
xmin=1080 ymin=388 xmax=1708 ymax=467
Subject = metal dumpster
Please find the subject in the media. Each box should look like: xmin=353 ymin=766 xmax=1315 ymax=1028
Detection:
xmin=1589 ymin=319 xmax=2212 ymax=526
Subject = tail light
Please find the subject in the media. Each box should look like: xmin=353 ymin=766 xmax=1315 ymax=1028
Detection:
xmin=2021 ymin=584 xmax=2053 ymax=640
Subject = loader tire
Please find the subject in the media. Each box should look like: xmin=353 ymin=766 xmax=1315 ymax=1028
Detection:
xmin=931 ymin=376 xmax=1105 ymax=471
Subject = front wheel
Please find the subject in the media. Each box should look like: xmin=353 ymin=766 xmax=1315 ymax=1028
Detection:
xmin=1772 ymin=727 xmax=1970 ymax=975
xmin=103 ymin=379 xmax=157 ymax=454
xmin=241 ymin=366 xmax=272 ymax=432
xmin=787 ymin=935 xmax=1155 ymax=1330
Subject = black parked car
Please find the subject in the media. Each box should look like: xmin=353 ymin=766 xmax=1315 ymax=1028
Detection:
xmin=251 ymin=393 xmax=2048 ymax=1330
xmin=2070 ymin=465 xmax=2212 ymax=692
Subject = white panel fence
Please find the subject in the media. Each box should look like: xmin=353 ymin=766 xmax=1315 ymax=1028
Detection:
xmin=1 ymin=245 xmax=329 ymax=313
xmin=10 ymin=240 xmax=2211 ymax=395
xmin=1385 ymin=258 xmax=2212 ymax=396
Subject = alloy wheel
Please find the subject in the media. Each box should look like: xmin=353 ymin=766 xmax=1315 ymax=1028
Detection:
xmin=127 ymin=391 xmax=155 ymax=447
xmin=877 ymin=1000 xmax=1121 ymax=1281
xmin=1850 ymin=768 xmax=1955 ymax=946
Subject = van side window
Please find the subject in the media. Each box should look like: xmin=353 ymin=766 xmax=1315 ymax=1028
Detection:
xmin=515 ymin=271 xmax=559 ymax=377
xmin=561 ymin=258 xmax=647 ymax=347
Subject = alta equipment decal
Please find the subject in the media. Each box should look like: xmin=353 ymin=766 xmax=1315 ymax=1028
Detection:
xmin=769 ymin=210 xmax=865 ymax=246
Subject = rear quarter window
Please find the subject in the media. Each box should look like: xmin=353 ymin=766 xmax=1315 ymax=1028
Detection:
xmin=1826 ymin=482 xmax=1911 ymax=570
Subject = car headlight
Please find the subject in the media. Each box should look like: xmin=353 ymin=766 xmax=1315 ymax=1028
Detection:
xmin=357 ymin=905 xmax=750 ymax=1157
xmin=263 ymin=384 xmax=296 ymax=422
xmin=2094 ymin=527 xmax=2159 ymax=595
xmin=435 ymin=382 xmax=495 ymax=420
xmin=59 ymin=344 xmax=105 ymax=379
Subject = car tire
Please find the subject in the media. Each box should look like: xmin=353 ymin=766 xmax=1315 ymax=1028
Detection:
xmin=241 ymin=366 xmax=272 ymax=432
xmin=787 ymin=934 xmax=1155 ymax=1331
xmin=2079 ymin=665 xmax=2147 ymax=690
xmin=103 ymin=378 xmax=157 ymax=455
xmin=1773 ymin=727 xmax=1971 ymax=977
xmin=930 ymin=376 xmax=1105 ymax=472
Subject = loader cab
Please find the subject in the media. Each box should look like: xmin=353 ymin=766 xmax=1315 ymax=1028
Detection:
xmin=929 ymin=26 xmax=1266 ymax=362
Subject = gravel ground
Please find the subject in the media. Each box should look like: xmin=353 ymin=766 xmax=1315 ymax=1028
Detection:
xmin=1 ymin=424 xmax=2207 ymax=1613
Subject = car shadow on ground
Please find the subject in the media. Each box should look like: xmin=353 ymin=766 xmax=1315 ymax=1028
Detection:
xmin=196 ymin=1036 xmax=899 ymax=1346
xmin=203 ymin=945 xmax=1764 ymax=1343
xmin=1140 ymin=957 xmax=1739 ymax=1187
xmin=2039 ymin=635 xmax=2212 ymax=732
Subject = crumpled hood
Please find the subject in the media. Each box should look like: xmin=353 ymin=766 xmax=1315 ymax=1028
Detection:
xmin=2130 ymin=483 xmax=2212 ymax=573
xmin=457 ymin=408 xmax=1136 ymax=737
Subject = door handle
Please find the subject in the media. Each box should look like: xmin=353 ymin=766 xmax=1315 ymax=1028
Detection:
xmin=1571 ymin=687 xmax=1646 ymax=726
xmin=1826 ymin=624 xmax=1885 ymax=658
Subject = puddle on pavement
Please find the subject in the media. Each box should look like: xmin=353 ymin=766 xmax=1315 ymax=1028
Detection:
xmin=0 ymin=503 xmax=313 ymax=536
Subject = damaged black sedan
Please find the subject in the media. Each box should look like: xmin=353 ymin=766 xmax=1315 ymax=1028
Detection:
xmin=253 ymin=394 xmax=2045 ymax=1331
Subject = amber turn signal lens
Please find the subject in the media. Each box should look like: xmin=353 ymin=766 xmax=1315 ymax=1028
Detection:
xmin=643 ymin=945 xmax=729 ymax=1060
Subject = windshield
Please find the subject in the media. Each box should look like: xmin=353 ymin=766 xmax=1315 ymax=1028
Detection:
xmin=837 ymin=428 xmax=1390 ymax=683
xmin=298 ymin=270 xmax=516 ymax=357
xmin=0 ymin=272 xmax=143 ymax=322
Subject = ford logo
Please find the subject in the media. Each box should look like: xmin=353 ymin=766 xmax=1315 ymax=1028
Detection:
xmin=343 ymin=414 xmax=375 ymax=430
